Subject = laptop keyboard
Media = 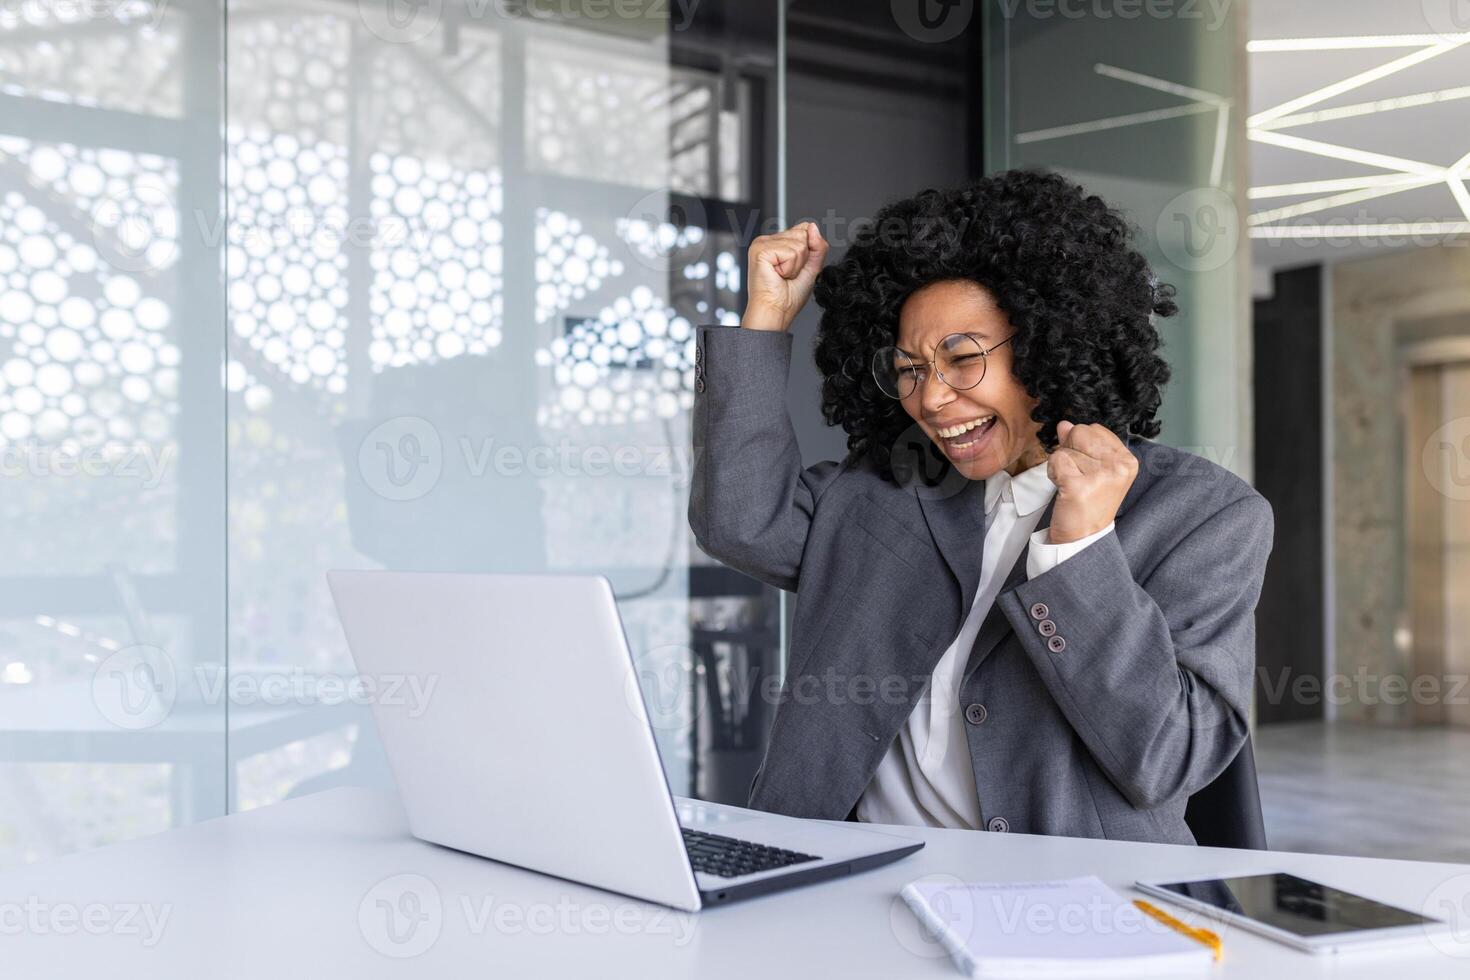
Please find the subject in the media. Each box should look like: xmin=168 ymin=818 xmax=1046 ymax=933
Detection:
xmin=681 ymin=827 xmax=820 ymax=878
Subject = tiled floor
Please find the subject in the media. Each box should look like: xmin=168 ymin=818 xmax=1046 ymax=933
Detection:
xmin=1255 ymin=720 xmax=1470 ymax=863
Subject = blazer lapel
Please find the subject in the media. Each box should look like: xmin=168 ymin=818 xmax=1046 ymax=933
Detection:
xmin=915 ymin=475 xmax=988 ymax=615
xmin=962 ymin=492 xmax=1057 ymax=681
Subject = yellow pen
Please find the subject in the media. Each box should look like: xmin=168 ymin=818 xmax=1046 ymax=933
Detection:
xmin=1133 ymin=898 xmax=1224 ymax=962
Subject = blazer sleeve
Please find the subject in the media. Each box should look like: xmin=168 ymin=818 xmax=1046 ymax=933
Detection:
xmin=997 ymin=492 xmax=1275 ymax=810
xmin=688 ymin=325 xmax=848 ymax=593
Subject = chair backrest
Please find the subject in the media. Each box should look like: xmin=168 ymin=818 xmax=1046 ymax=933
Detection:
xmin=1184 ymin=734 xmax=1268 ymax=850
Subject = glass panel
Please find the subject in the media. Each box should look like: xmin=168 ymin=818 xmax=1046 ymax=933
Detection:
xmin=225 ymin=3 xmax=778 ymax=807
xmin=984 ymin=4 xmax=1246 ymax=466
xmin=0 ymin=2 xmax=226 ymax=867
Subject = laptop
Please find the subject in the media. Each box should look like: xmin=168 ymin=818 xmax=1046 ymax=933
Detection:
xmin=326 ymin=569 xmax=923 ymax=912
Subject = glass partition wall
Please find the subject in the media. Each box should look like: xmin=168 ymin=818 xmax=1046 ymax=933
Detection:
xmin=0 ymin=0 xmax=783 ymax=867
xmin=983 ymin=2 xmax=1250 ymax=471
xmin=0 ymin=1 xmax=1251 ymax=868
xmin=0 ymin=0 xmax=228 ymax=864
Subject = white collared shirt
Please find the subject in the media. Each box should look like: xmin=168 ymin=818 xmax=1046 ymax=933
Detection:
xmin=854 ymin=459 xmax=1115 ymax=830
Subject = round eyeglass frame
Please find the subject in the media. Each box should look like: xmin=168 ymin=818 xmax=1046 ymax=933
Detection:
xmin=870 ymin=333 xmax=1014 ymax=400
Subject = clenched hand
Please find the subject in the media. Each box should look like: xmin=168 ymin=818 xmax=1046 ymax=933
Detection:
xmin=1045 ymin=420 xmax=1138 ymax=545
xmin=741 ymin=222 xmax=829 ymax=333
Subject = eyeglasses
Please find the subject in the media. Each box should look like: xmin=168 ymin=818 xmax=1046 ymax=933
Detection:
xmin=871 ymin=333 xmax=1013 ymax=400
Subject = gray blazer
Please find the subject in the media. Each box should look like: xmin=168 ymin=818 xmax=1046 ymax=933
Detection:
xmin=688 ymin=325 xmax=1275 ymax=844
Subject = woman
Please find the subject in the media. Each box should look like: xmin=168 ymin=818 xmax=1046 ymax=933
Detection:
xmin=688 ymin=169 xmax=1274 ymax=845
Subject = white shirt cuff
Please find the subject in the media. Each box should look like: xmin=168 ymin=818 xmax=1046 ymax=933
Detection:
xmin=1026 ymin=522 xmax=1116 ymax=580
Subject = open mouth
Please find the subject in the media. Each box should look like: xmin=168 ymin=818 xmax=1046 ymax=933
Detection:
xmin=935 ymin=415 xmax=998 ymax=458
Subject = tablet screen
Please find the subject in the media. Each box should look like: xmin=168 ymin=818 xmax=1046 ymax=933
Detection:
xmin=1155 ymin=873 xmax=1435 ymax=937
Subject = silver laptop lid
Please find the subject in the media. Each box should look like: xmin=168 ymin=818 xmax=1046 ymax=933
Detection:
xmin=326 ymin=570 xmax=702 ymax=912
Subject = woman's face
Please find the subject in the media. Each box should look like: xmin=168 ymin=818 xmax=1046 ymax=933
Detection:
xmin=893 ymin=279 xmax=1044 ymax=481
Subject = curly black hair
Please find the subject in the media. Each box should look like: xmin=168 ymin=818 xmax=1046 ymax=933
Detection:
xmin=812 ymin=168 xmax=1174 ymax=482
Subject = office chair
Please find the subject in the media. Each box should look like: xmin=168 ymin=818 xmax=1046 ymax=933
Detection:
xmin=1183 ymin=734 xmax=1268 ymax=850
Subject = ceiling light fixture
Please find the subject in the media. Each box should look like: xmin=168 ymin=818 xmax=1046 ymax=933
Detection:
xmin=1255 ymin=85 xmax=1470 ymax=131
xmin=1247 ymin=177 xmax=1443 ymax=226
xmin=1248 ymin=34 xmax=1470 ymax=52
xmin=1250 ymin=174 xmax=1436 ymax=199
xmin=1248 ymin=38 xmax=1469 ymax=128
xmin=1251 ymin=222 xmax=1470 ymax=239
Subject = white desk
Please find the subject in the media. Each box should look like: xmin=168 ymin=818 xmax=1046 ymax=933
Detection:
xmin=3 ymin=787 xmax=1468 ymax=978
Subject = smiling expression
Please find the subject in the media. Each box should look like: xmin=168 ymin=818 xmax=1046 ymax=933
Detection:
xmin=894 ymin=279 xmax=1045 ymax=481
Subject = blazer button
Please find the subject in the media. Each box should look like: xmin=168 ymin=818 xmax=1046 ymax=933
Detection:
xmin=1029 ymin=602 xmax=1049 ymax=621
xmin=1037 ymin=619 xmax=1056 ymax=637
xmin=1047 ymin=635 xmax=1066 ymax=654
xmin=964 ymin=702 xmax=987 ymax=726
xmin=986 ymin=816 xmax=1009 ymax=833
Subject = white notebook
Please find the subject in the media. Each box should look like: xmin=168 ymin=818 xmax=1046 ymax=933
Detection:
xmin=900 ymin=875 xmax=1214 ymax=978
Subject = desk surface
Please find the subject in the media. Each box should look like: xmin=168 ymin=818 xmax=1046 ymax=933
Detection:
xmin=4 ymin=787 xmax=1468 ymax=978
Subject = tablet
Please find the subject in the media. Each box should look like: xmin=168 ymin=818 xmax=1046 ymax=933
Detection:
xmin=1134 ymin=870 xmax=1449 ymax=954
